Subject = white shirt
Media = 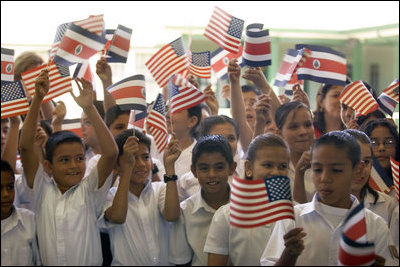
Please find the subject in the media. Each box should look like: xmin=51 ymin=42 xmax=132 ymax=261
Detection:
xmin=204 ymin=203 xmax=275 ymax=266
xmin=389 ymin=205 xmax=399 ymax=250
xmin=14 ymin=173 xmax=34 ymax=211
xmin=1 ymin=207 xmax=41 ymax=266
xmin=169 ymin=190 xmax=219 ymax=266
xmin=364 ymin=190 xmax=398 ymax=227
xmin=289 ymin=161 xmax=315 ymax=202
xmin=174 ymin=139 xmax=197 ymax=179
xmin=33 ymin=163 xmax=113 ymax=266
xmin=260 ymin=194 xmax=398 ymax=266
xmin=99 ymin=180 xmax=172 ymax=266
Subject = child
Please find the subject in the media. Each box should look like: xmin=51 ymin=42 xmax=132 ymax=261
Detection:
xmin=99 ymin=129 xmax=181 ymax=265
xmin=19 ymin=71 xmax=118 ymax=266
xmin=204 ymin=133 xmax=290 ymax=266
xmin=1 ymin=160 xmax=40 ymax=266
xmin=260 ymin=131 xmax=397 ymax=266
xmin=169 ymin=135 xmax=236 ymax=265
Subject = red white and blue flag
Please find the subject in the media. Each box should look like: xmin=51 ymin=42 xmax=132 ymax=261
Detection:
xmin=381 ymin=78 xmax=399 ymax=103
xmin=146 ymin=94 xmax=169 ymax=153
xmin=73 ymin=61 xmax=94 ymax=83
xmin=210 ymin=45 xmax=244 ymax=80
xmin=230 ymin=175 xmax=294 ymax=228
xmin=1 ymin=47 xmax=15 ymax=83
xmin=377 ymin=93 xmax=397 ymax=117
xmin=338 ymin=202 xmax=375 ymax=266
xmin=204 ymin=6 xmax=244 ymax=54
xmin=390 ymin=157 xmax=399 ymax=201
xmin=168 ymin=73 xmax=207 ymax=115
xmin=189 ymin=51 xmax=211 ymax=79
xmin=21 ymin=62 xmax=72 ymax=103
xmin=53 ymin=23 xmax=107 ymax=66
xmin=145 ymin=37 xmax=188 ymax=88
xmin=283 ymin=73 xmax=304 ymax=97
xmin=243 ymin=23 xmax=271 ymax=67
xmin=295 ymin=44 xmax=347 ymax=86
xmin=62 ymin=118 xmax=83 ymax=138
xmin=339 ymin=80 xmax=379 ymax=116
xmin=1 ymin=80 xmax=30 ymax=119
xmin=106 ymin=24 xmax=132 ymax=63
xmin=369 ymin=157 xmax=394 ymax=195
xmin=106 ymin=74 xmax=147 ymax=120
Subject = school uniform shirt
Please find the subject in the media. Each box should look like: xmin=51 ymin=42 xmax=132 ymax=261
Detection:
xmin=1 ymin=207 xmax=41 ymax=266
xmin=389 ymin=205 xmax=399 ymax=249
xmin=204 ymin=203 xmax=275 ymax=266
xmin=288 ymin=161 xmax=315 ymax=202
xmin=99 ymin=180 xmax=172 ymax=266
xmin=14 ymin=173 xmax=34 ymax=211
xmin=169 ymin=189 xmax=226 ymax=266
xmin=364 ymin=190 xmax=398 ymax=227
xmin=174 ymin=139 xmax=197 ymax=179
xmin=260 ymin=194 xmax=398 ymax=266
xmin=33 ymin=162 xmax=113 ymax=266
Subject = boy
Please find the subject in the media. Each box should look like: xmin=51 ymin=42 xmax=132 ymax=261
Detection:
xmin=1 ymin=160 xmax=40 ymax=266
xmin=19 ymin=71 xmax=118 ymax=265
xmin=260 ymin=131 xmax=397 ymax=266
xmin=169 ymin=135 xmax=236 ymax=266
xmin=99 ymin=129 xmax=181 ymax=265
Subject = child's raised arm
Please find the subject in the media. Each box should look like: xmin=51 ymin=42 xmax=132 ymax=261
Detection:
xmin=20 ymin=69 xmax=50 ymax=188
xmin=71 ymin=78 xmax=118 ymax=188
xmin=253 ymin=94 xmax=272 ymax=139
xmin=96 ymin=57 xmax=116 ymax=112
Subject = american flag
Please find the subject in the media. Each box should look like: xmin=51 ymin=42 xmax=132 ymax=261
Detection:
xmin=381 ymin=78 xmax=399 ymax=103
xmin=106 ymin=24 xmax=132 ymax=63
xmin=204 ymin=6 xmax=244 ymax=54
xmin=1 ymin=80 xmax=30 ymax=119
xmin=21 ymin=62 xmax=72 ymax=103
xmin=106 ymin=74 xmax=147 ymax=120
xmin=230 ymin=175 xmax=294 ymax=228
xmin=390 ymin=157 xmax=399 ymax=201
xmin=369 ymin=157 xmax=394 ymax=195
xmin=243 ymin=23 xmax=271 ymax=67
xmin=168 ymin=73 xmax=207 ymax=115
xmin=146 ymin=94 xmax=169 ymax=153
xmin=210 ymin=45 xmax=244 ymax=80
xmin=189 ymin=51 xmax=211 ymax=79
xmin=338 ymin=202 xmax=375 ymax=266
xmin=62 ymin=118 xmax=83 ymax=138
xmin=145 ymin=37 xmax=188 ymax=88
xmin=338 ymin=80 xmax=379 ymax=116
xmin=1 ymin=47 xmax=15 ymax=82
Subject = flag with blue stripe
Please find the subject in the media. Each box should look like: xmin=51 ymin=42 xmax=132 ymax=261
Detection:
xmin=243 ymin=23 xmax=271 ymax=67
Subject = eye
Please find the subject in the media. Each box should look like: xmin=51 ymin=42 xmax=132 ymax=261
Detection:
xmin=263 ymin=162 xmax=273 ymax=168
xmin=215 ymin=164 xmax=226 ymax=171
xmin=76 ymin=155 xmax=85 ymax=162
xmin=333 ymin=169 xmax=343 ymax=173
xmin=304 ymin=122 xmax=312 ymax=128
xmin=279 ymin=163 xmax=288 ymax=170
xmin=60 ymin=158 xmax=68 ymax=163
xmin=142 ymin=155 xmax=150 ymax=161
xmin=312 ymin=167 xmax=322 ymax=173
xmin=227 ymin=135 xmax=236 ymax=142
xmin=363 ymin=159 xmax=371 ymax=166
xmin=288 ymin=124 xmax=298 ymax=130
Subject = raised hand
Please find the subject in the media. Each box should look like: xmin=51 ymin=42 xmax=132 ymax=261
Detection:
xmin=71 ymin=78 xmax=94 ymax=109
xmin=187 ymin=74 xmax=199 ymax=89
xmin=35 ymin=69 xmax=50 ymax=99
xmin=242 ymin=67 xmax=269 ymax=90
xmin=278 ymin=94 xmax=291 ymax=104
xmin=227 ymin=59 xmax=241 ymax=84
xmin=163 ymin=134 xmax=181 ymax=176
xmin=297 ymin=149 xmax=312 ymax=174
xmin=346 ymin=118 xmax=360 ymax=130
xmin=219 ymin=84 xmax=231 ymax=102
xmin=52 ymin=101 xmax=66 ymax=124
xmin=292 ymin=84 xmax=310 ymax=108
xmin=96 ymin=57 xmax=112 ymax=85
xmin=283 ymin=227 xmax=306 ymax=257
xmin=203 ymin=84 xmax=219 ymax=115
xmin=120 ymin=136 xmax=139 ymax=169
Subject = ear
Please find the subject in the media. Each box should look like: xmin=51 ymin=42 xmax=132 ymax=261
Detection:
xmin=190 ymin=164 xmax=198 ymax=179
xmin=244 ymin=160 xmax=252 ymax=179
xmin=43 ymin=160 xmax=53 ymax=176
xmin=229 ymin=161 xmax=237 ymax=176
xmin=188 ymin=115 xmax=199 ymax=130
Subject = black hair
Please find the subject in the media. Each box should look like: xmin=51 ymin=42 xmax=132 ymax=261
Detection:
xmin=199 ymin=115 xmax=239 ymax=139
xmin=93 ymin=100 xmax=105 ymax=119
xmin=199 ymin=102 xmax=211 ymax=116
xmin=246 ymin=133 xmax=290 ymax=163
xmin=356 ymin=109 xmax=386 ymax=128
xmin=344 ymin=129 xmax=379 ymax=204
xmin=312 ymin=131 xmax=361 ymax=167
xmin=114 ymin=128 xmax=151 ymax=164
xmin=275 ymin=101 xmax=311 ymax=130
xmin=1 ymin=118 xmax=10 ymax=123
xmin=241 ymin=85 xmax=261 ymax=96
xmin=1 ymin=159 xmax=15 ymax=181
xmin=40 ymin=120 xmax=53 ymax=137
xmin=191 ymin=135 xmax=234 ymax=168
xmin=104 ymin=105 xmax=130 ymax=128
xmin=187 ymin=104 xmax=202 ymax=139
xmin=45 ymin=130 xmax=85 ymax=163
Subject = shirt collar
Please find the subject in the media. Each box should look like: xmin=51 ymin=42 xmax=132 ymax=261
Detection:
xmin=128 ymin=177 xmax=152 ymax=201
xmin=299 ymin=193 xmax=359 ymax=216
xmin=191 ymin=185 xmax=231 ymax=215
xmin=1 ymin=207 xmax=25 ymax=234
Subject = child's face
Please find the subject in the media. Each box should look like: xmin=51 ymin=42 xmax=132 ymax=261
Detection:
xmin=171 ymin=110 xmax=196 ymax=140
xmin=340 ymin=103 xmax=355 ymax=126
xmin=1 ymin=170 xmax=15 ymax=220
xmin=1 ymin=120 xmax=10 ymax=157
xmin=352 ymin=141 xmax=372 ymax=194
xmin=192 ymin=152 xmax=235 ymax=194
xmin=312 ymin=144 xmax=358 ymax=209
xmin=81 ymin=112 xmax=98 ymax=148
xmin=243 ymin=91 xmax=257 ymax=130
xmin=245 ymin=146 xmax=289 ymax=180
xmin=208 ymin=123 xmax=238 ymax=156
xmin=126 ymin=143 xmax=152 ymax=186
xmin=109 ymin=113 xmax=129 ymax=137
xmin=370 ymin=126 xmax=396 ymax=170
xmin=45 ymin=142 xmax=86 ymax=193
xmin=321 ymin=86 xmax=343 ymax=119
xmin=280 ymin=108 xmax=314 ymax=154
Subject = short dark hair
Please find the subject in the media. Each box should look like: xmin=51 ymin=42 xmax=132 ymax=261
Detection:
xmin=1 ymin=159 xmax=15 ymax=181
xmin=192 ymin=135 xmax=234 ymax=168
xmin=356 ymin=109 xmax=386 ymax=127
xmin=114 ymin=129 xmax=151 ymax=164
xmin=104 ymin=105 xmax=130 ymax=128
xmin=45 ymin=131 xmax=85 ymax=163
xmin=275 ymin=101 xmax=311 ymax=130
xmin=199 ymin=115 xmax=239 ymax=139
xmin=246 ymin=133 xmax=290 ymax=162
xmin=40 ymin=120 xmax=53 ymax=137
xmin=187 ymin=104 xmax=202 ymax=138
xmin=312 ymin=131 xmax=361 ymax=167
xmin=241 ymin=85 xmax=261 ymax=96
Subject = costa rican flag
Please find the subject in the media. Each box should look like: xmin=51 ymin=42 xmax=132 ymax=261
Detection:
xmin=189 ymin=51 xmax=211 ymax=79
xmin=1 ymin=80 xmax=29 ymax=119
xmin=390 ymin=157 xmax=399 ymax=201
xmin=210 ymin=45 xmax=244 ymax=80
xmin=106 ymin=74 xmax=147 ymax=121
xmin=168 ymin=73 xmax=207 ymax=115
xmin=73 ymin=61 xmax=93 ymax=83
xmin=230 ymin=175 xmax=294 ymax=228
xmin=377 ymin=93 xmax=397 ymax=117
xmin=295 ymin=44 xmax=347 ymax=86
xmin=243 ymin=23 xmax=271 ymax=67
xmin=369 ymin=157 xmax=394 ymax=195
xmin=146 ymin=94 xmax=169 ymax=153
xmin=338 ymin=80 xmax=379 ymax=116
xmin=53 ymin=23 xmax=107 ymax=67
xmin=145 ymin=37 xmax=188 ymax=88
xmin=381 ymin=78 xmax=399 ymax=103
xmin=1 ymin=47 xmax=15 ymax=83
xmin=338 ymin=202 xmax=375 ymax=266
xmin=106 ymin=24 xmax=132 ymax=63
xmin=204 ymin=6 xmax=244 ymax=54
xmin=62 ymin=118 xmax=83 ymax=138
xmin=283 ymin=73 xmax=304 ymax=97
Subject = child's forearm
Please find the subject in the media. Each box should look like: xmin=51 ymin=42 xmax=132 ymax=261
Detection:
xmin=2 ymin=120 xmax=21 ymax=173
xmin=105 ymin=168 xmax=130 ymax=223
xmin=20 ymin=96 xmax=42 ymax=151
xmin=163 ymin=180 xmax=180 ymax=222
xmin=102 ymin=84 xmax=116 ymax=112
xmin=293 ymin=169 xmax=308 ymax=204
xmin=275 ymin=248 xmax=299 ymax=266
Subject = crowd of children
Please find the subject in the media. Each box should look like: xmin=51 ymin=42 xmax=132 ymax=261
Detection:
xmin=1 ymin=45 xmax=399 ymax=266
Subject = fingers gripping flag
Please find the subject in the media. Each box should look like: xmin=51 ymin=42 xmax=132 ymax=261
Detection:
xmin=243 ymin=23 xmax=271 ymax=67
xmin=339 ymin=80 xmax=379 ymax=116
xmin=106 ymin=24 xmax=132 ymax=63
xmin=390 ymin=157 xmax=399 ymax=201
xmin=146 ymin=94 xmax=169 ymax=153
xmin=369 ymin=157 xmax=394 ymax=195
xmin=230 ymin=175 xmax=294 ymax=228
xmin=210 ymin=45 xmax=244 ymax=80
xmin=1 ymin=47 xmax=15 ymax=83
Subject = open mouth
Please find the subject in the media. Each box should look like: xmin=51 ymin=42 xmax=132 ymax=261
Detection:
xmin=207 ymin=181 xmax=219 ymax=186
